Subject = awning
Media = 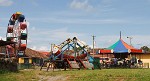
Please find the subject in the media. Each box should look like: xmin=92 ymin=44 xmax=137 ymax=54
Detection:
xmin=99 ymin=49 xmax=113 ymax=53
xmin=129 ymin=49 xmax=143 ymax=53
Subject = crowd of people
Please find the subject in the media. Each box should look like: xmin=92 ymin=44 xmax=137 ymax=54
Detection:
xmin=100 ymin=57 xmax=143 ymax=68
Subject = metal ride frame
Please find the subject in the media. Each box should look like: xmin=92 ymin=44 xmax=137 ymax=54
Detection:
xmin=6 ymin=12 xmax=28 ymax=58
xmin=53 ymin=37 xmax=89 ymax=61
xmin=41 ymin=37 xmax=96 ymax=71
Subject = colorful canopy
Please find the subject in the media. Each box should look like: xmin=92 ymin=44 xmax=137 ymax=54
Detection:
xmin=99 ymin=38 xmax=143 ymax=53
xmin=108 ymin=39 xmax=143 ymax=53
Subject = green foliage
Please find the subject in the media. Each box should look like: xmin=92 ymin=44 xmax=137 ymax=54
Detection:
xmin=0 ymin=59 xmax=18 ymax=72
xmin=141 ymin=46 xmax=150 ymax=52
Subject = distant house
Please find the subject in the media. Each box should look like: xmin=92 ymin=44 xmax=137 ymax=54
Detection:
xmin=0 ymin=40 xmax=48 ymax=69
xmin=18 ymin=48 xmax=48 ymax=69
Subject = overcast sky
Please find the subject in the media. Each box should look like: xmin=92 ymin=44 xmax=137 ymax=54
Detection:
xmin=0 ymin=0 xmax=150 ymax=51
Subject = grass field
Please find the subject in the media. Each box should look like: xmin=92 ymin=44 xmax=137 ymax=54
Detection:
xmin=0 ymin=68 xmax=150 ymax=81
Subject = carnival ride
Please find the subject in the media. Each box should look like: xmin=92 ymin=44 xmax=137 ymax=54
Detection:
xmin=6 ymin=12 xmax=28 ymax=57
xmin=41 ymin=37 xmax=101 ymax=71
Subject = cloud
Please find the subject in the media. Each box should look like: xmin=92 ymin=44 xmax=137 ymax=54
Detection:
xmin=31 ymin=27 xmax=36 ymax=31
xmin=26 ymin=21 xmax=30 ymax=28
xmin=41 ymin=27 xmax=85 ymax=42
xmin=0 ymin=26 xmax=6 ymax=41
xmin=131 ymin=35 xmax=150 ymax=48
xmin=27 ymin=27 xmax=86 ymax=51
xmin=54 ymin=17 xmax=150 ymax=25
xmin=27 ymin=26 xmax=150 ymax=51
xmin=0 ymin=0 xmax=13 ymax=6
xmin=29 ymin=17 xmax=128 ymax=25
xmin=101 ymin=0 xmax=112 ymax=4
xmin=30 ymin=46 xmax=49 ymax=51
xmin=0 ymin=36 xmax=6 ymax=40
xmin=38 ymin=46 xmax=49 ymax=51
xmin=70 ymin=0 xmax=94 ymax=12
xmin=31 ymin=46 xmax=37 ymax=50
xmin=30 ymin=0 xmax=38 ymax=6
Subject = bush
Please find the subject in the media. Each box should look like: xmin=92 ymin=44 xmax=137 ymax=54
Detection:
xmin=0 ymin=58 xmax=18 ymax=73
xmin=0 ymin=70 xmax=9 ymax=74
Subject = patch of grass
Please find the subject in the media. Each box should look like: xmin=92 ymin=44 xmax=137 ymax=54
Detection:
xmin=45 ymin=69 xmax=150 ymax=81
xmin=0 ymin=69 xmax=41 ymax=81
xmin=0 ymin=70 xmax=10 ymax=74
xmin=1 ymin=69 xmax=150 ymax=81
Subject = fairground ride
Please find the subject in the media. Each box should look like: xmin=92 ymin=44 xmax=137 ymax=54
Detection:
xmin=41 ymin=37 xmax=101 ymax=71
xmin=6 ymin=12 xmax=28 ymax=58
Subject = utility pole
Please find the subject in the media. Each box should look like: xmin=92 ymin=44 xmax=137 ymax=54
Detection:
xmin=127 ymin=37 xmax=133 ymax=46
xmin=51 ymin=44 xmax=53 ymax=53
xmin=73 ymin=37 xmax=77 ymax=58
xmin=127 ymin=36 xmax=133 ymax=59
xmin=92 ymin=35 xmax=96 ymax=57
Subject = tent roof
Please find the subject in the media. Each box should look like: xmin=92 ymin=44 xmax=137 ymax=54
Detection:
xmin=108 ymin=39 xmax=135 ymax=49
xmin=107 ymin=39 xmax=142 ymax=53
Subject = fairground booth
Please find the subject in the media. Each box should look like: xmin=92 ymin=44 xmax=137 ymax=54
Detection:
xmin=97 ymin=36 xmax=145 ymax=68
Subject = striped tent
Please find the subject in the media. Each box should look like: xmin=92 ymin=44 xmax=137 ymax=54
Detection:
xmin=98 ymin=38 xmax=143 ymax=58
xmin=107 ymin=39 xmax=143 ymax=53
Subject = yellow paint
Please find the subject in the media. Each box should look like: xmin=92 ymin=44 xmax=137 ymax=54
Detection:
xmin=16 ymin=12 xmax=22 ymax=15
xmin=29 ymin=58 xmax=32 ymax=63
xmin=18 ymin=58 xmax=24 ymax=63
xmin=128 ymin=53 xmax=150 ymax=68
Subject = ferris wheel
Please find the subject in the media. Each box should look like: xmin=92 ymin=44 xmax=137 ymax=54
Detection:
xmin=6 ymin=12 xmax=28 ymax=56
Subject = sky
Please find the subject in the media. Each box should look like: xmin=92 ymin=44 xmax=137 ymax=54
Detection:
xmin=0 ymin=0 xmax=150 ymax=51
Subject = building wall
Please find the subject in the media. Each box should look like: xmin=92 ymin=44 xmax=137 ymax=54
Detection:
xmin=18 ymin=57 xmax=33 ymax=69
xmin=19 ymin=58 xmax=24 ymax=63
xmin=128 ymin=53 xmax=150 ymax=68
xmin=140 ymin=54 xmax=150 ymax=68
xmin=29 ymin=59 xmax=32 ymax=63
xmin=18 ymin=58 xmax=32 ymax=64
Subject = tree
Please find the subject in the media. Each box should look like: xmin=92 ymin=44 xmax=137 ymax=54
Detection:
xmin=141 ymin=46 xmax=150 ymax=53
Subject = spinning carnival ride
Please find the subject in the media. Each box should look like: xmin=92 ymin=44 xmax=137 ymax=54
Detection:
xmin=52 ymin=37 xmax=89 ymax=60
xmin=6 ymin=12 xmax=28 ymax=57
xmin=42 ymin=37 xmax=96 ymax=70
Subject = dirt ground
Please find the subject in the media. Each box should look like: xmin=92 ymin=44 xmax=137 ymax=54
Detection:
xmin=38 ymin=67 xmax=69 ymax=81
xmin=38 ymin=75 xmax=68 ymax=81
